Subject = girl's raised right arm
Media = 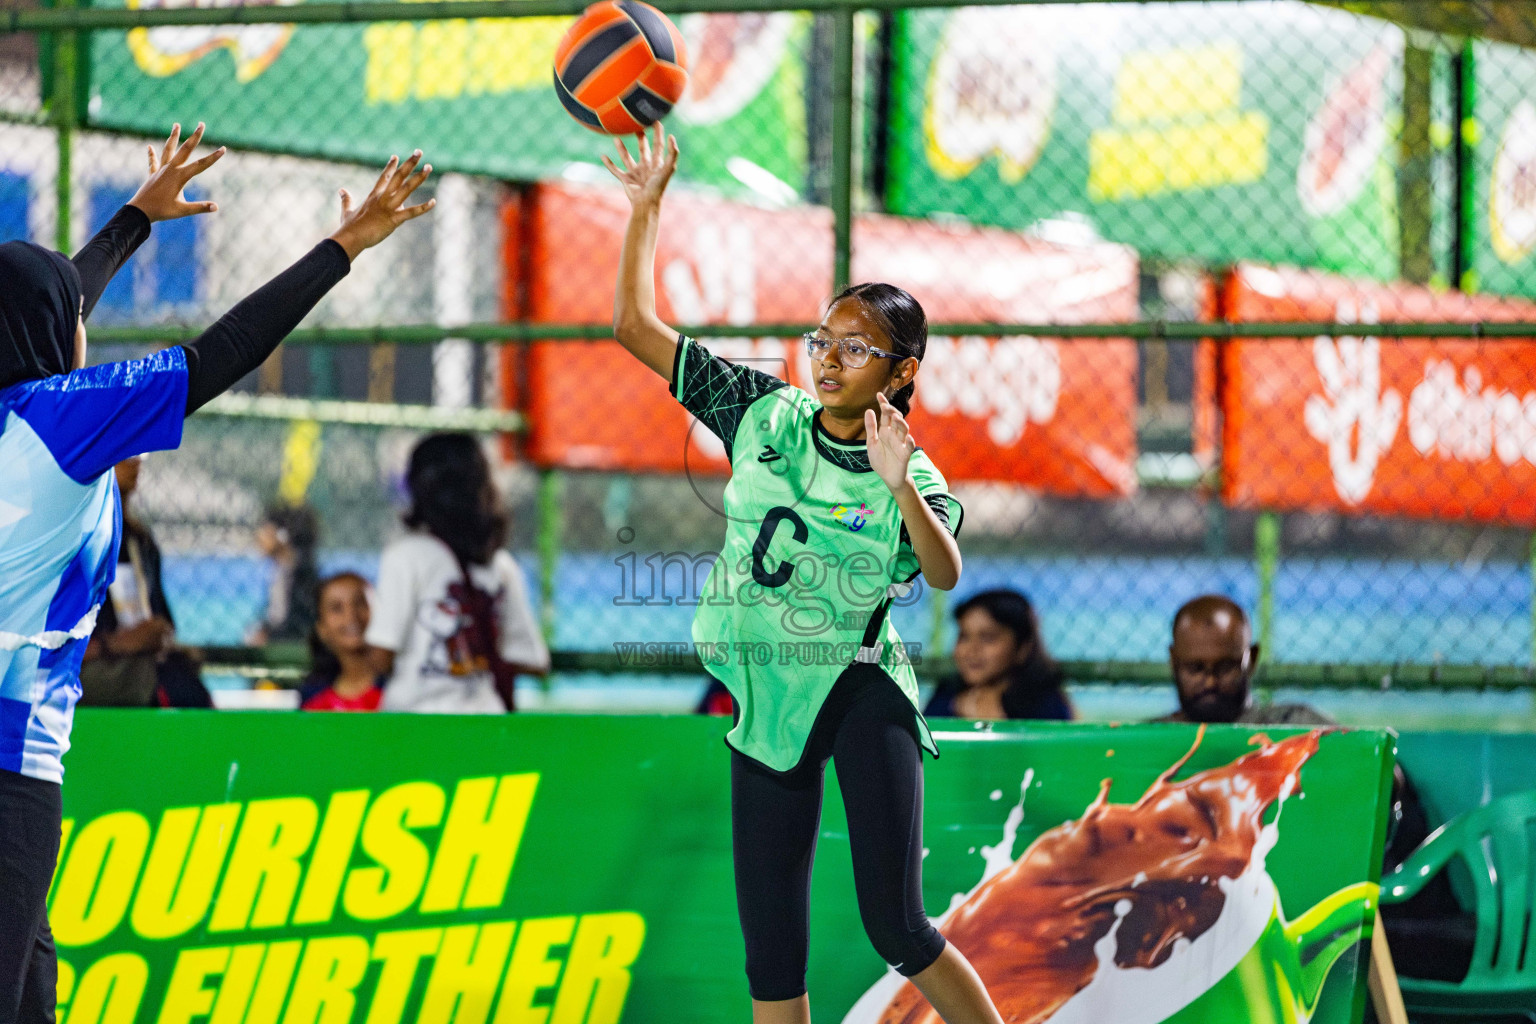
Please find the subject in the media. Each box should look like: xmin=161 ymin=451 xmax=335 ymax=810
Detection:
xmin=603 ymin=124 xmax=682 ymax=383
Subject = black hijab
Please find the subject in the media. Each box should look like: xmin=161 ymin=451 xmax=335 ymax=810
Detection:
xmin=0 ymin=240 xmax=82 ymax=392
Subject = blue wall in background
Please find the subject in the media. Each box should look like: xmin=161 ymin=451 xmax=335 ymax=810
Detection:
xmin=0 ymin=170 xmax=29 ymax=242
xmin=88 ymin=184 xmax=202 ymax=319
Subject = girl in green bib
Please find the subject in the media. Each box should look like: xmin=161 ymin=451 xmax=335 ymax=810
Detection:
xmin=604 ymin=126 xmax=1004 ymax=1024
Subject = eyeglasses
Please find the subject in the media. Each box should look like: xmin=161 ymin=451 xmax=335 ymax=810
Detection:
xmin=803 ymin=332 xmax=902 ymax=370
xmin=1175 ymin=658 xmax=1248 ymax=683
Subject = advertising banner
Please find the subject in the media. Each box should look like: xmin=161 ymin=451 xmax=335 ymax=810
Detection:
xmin=887 ymin=2 xmax=1403 ymax=278
xmin=510 ymin=180 xmax=832 ymax=475
xmin=85 ymin=5 xmax=809 ymax=197
xmin=1469 ymin=40 xmax=1536 ymax=300
xmin=1220 ymin=263 xmax=1536 ymax=525
xmin=851 ymin=216 xmax=1139 ymax=496
xmin=508 ymin=182 xmax=1139 ymax=496
xmin=52 ymin=712 xmax=1392 ymax=1024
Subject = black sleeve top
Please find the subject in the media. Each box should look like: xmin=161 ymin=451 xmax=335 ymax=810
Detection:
xmin=73 ymin=205 xmax=153 ymax=319
xmin=73 ymin=205 xmax=352 ymax=414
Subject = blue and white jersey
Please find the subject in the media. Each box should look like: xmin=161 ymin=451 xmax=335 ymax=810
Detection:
xmin=0 ymin=348 xmax=187 ymax=782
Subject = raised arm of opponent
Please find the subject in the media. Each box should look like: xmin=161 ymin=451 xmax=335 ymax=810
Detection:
xmin=71 ymin=125 xmax=224 ymax=319
xmin=66 ymin=123 xmax=435 ymax=416
xmin=179 ymin=151 xmax=434 ymax=413
xmin=604 ymin=123 xmax=683 ymax=383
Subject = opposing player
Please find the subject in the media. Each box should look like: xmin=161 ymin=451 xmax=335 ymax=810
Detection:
xmin=0 ymin=123 xmax=434 ymax=1023
xmin=604 ymin=125 xmax=1004 ymax=1024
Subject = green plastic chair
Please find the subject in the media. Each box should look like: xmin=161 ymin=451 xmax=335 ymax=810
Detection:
xmin=1379 ymin=789 xmax=1536 ymax=1016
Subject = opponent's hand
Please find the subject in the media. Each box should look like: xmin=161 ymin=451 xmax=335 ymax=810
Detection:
xmin=328 ymin=151 xmax=436 ymax=261
xmin=866 ymin=392 xmax=917 ymax=491
xmin=601 ymin=123 xmax=679 ymax=209
xmin=127 ymin=122 xmax=224 ymax=223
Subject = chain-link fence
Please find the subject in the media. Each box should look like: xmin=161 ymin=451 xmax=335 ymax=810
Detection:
xmin=5 ymin=0 xmax=1536 ymax=718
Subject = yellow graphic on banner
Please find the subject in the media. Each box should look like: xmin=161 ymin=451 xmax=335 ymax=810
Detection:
xmin=125 ymin=0 xmax=299 ymax=82
xmin=122 ymin=0 xmax=572 ymax=97
xmin=58 ymin=918 xmax=645 ymax=1024
xmin=1112 ymin=45 xmax=1243 ymax=123
xmin=363 ymin=17 xmax=574 ymax=105
xmin=1089 ymin=43 xmax=1270 ymax=201
xmin=278 ymin=420 xmax=323 ymax=507
xmin=47 ymin=774 xmax=647 ymax=1024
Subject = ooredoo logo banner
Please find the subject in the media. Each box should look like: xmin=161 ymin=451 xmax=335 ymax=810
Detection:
xmin=1220 ymin=263 xmax=1536 ymax=525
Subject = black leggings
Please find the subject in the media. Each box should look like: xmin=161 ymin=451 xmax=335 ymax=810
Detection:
xmin=730 ymin=663 xmax=946 ymax=1001
xmin=0 ymin=768 xmax=61 ymax=1024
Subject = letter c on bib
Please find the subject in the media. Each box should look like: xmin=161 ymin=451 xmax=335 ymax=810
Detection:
xmin=751 ymin=506 xmax=808 ymax=588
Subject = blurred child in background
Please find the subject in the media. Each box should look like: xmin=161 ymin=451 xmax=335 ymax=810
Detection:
xmin=299 ymin=572 xmax=383 ymax=711
xmin=248 ymin=501 xmax=320 ymax=645
xmin=366 ymin=433 xmax=548 ymax=712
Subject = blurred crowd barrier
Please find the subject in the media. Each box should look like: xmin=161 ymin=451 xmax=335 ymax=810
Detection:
xmin=5 ymin=1 xmax=1536 ymax=691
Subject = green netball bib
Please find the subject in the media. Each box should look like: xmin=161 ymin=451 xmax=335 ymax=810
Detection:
xmin=670 ymin=336 xmax=964 ymax=772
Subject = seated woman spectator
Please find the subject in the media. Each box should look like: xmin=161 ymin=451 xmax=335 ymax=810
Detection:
xmin=925 ymin=589 xmax=1073 ymax=721
xmin=365 ymin=433 xmax=549 ymax=712
xmin=80 ymin=455 xmax=212 ymax=708
xmin=299 ymin=572 xmax=384 ymax=711
xmin=247 ymin=501 xmax=321 ymax=645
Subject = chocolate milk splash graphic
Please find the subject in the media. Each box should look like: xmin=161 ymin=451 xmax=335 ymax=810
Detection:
xmin=846 ymin=728 xmax=1325 ymax=1024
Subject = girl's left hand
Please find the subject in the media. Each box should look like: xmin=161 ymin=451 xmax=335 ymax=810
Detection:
xmin=128 ymin=123 xmax=225 ymax=223
xmin=866 ymin=392 xmax=916 ymax=491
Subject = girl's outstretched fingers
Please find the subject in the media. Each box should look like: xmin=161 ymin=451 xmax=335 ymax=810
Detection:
xmin=328 ymin=150 xmax=436 ymax=259
xmin=160 ymin=123 xmax=181 ymax=169
xmin=129 ymin=120 xmax=225 ymax=222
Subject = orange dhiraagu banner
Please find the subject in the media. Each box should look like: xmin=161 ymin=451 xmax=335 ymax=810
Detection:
xmin=1221 ymin=263 xmax=1536 ymax=525
xmin=507 ymin=181 xmax=1141 ymax=496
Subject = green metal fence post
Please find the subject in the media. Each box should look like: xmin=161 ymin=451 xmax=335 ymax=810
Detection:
xmin=830 ymin=5 xmax=854 ymax=294
xmin=85 ymin=319 xmax=1536 ymax=348
xmin=927 ymin=586 xmax=947 ymax=673
xmin=1398 ymin=37 xmax=1434 ymax=285
xmin=1255 ymin=511 xmax=1280 ymax=661
xmin=536 ymin=468 xmax=563 ymax=690
xmin=49 ymin=0 xmax=78 ymax=252
xmin=1456 ymin=40 xmax=1478 ymax=293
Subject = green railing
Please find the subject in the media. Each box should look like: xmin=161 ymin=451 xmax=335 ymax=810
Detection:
xmin=199 ymin=645 xmax=1536 ymax=691
xmin=88 ymin=320 xmax=1536 ymax=345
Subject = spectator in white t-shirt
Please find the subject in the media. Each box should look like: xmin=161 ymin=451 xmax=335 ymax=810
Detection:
xmin=365 ymin=433 xmax=549 ymax=712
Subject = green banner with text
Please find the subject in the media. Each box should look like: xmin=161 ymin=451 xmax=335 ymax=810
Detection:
xmin=84 ymin=6 xmax=808 ymax=196
xmin=887 ymin=1 xmax=1406 ymax=278
xmin=51 ymin=712 xmax=1392 ymax=1024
